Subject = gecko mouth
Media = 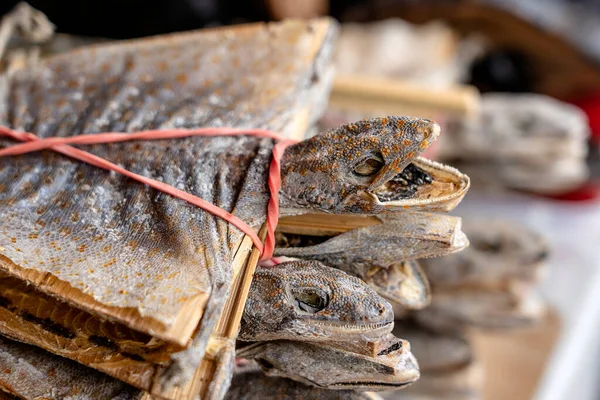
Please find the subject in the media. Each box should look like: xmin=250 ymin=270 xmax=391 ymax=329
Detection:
xmin=372 ymin=158 xmax=469 ymax=212
xmin=310 ymin=320 xmax=394 ymax=336
xmin=331 ymin=380 xmax=415 ymax=389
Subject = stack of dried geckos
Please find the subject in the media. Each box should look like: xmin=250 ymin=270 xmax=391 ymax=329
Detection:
xmin=0 ymin=5 xmax=480 ymax=400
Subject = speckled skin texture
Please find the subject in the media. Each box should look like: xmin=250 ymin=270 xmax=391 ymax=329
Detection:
xmin=0 ymin=336 xmax=142 ymax=400
xmin=226 ymin=372 xmax=378 ymax=400
xmin=237 ymin=337 xmax=418 ymax=391
xmin=275 ymin=212 xmax=468 ymax=280
xmin=239 ymin=260 xmax=394 ymax=342
xmin=279 ymin=116 xmax=440 ymax=215
xmin=0 ymin=19 xmax=339 ymax=392
xmin=421 ymin=218 xmax=547 ymax=287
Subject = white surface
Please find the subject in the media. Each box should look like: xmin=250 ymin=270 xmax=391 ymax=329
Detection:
xmin=454 ymin=191 xmax=600 ymax=400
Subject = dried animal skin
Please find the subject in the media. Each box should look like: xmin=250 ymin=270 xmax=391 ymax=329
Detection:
xmin=226 ymin=372 xmax=380 ymax=400
xmin=0 ymin=18 xmax=338 ymax=394
xmin=0 ymin=336 xmax=143 ymax=400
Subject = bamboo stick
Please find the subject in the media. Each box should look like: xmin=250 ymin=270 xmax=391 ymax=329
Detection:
xmin=331 ymin=74 xmax=480 ymax=117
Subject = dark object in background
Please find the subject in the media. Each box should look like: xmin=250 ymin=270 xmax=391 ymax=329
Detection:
xmin=469 ymin=50 xmax=535 ymax=93
xmin=0 ymin=0 xmax=270 ymax=39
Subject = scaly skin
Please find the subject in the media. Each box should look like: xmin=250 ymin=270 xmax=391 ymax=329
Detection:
xmin=226 ymin=372 xmax=382 ymax=400
xmin=239 ymin=260 xmax=394 ymax=342
xmin=275 ymin=212 xmax=468 ymax=308
xmin=237 ymin=334 xmax=418 ymax=391
xmin=280 ymin=117 xmax=470 ymax=215
xmin=0 ymin=335 xmax=143 ymax=400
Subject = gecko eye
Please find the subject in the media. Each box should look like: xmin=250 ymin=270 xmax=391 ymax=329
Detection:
xmin=353 ymin=154 xmax=384 ymax=177
xmin=292 ymin=288 xmax=329 ymax=313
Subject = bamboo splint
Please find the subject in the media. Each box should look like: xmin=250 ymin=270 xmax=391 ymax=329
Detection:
xmin=0 ymin=18 xmax=337 ymax=400
xmin=330 ymin=74 xmax=480 ymax=118
xmin=277 ymin=213 xmax=383 ymax=236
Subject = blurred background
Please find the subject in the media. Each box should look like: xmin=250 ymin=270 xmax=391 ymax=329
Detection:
xmin=1 ymin=1 xmax=598 ymax=399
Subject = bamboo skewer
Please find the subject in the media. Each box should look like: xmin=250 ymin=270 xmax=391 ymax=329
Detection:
xmin=331 ymin=74 xmax=480 ymax=118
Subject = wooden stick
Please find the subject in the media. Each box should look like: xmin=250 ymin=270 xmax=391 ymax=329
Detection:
xmin=277 ymin=213 xmax=382 ymax=236
xmin=331 ymin=74 xmax=480 ymax=117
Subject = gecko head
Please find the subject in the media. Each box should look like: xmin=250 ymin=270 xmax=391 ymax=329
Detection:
xmin=239 ymin=260 xmax=394 ymax=342
xmin=279 ymin=116 xmax=449 ymax=214
xmin=238 ymin=336 xmax=420 ymax=391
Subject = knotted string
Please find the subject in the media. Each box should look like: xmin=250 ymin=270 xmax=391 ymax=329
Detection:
xmin=0 ymin=126 xmax=299 ymax=261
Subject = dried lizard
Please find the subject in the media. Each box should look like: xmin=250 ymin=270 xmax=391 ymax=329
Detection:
xmin=226 ymin=371 xmax=382 ymax=400
xmin=0 ymin=335 xmax=143 ymax=400
xmin=237 ymin=334 xmax=418 ymax=391
xmin=275 ymin=212 xmax=468 ymax=308
xmin=239 ymin=260 xmax=394 ymax=342
xmin=0 ymin=16 xmax=467 ymax=397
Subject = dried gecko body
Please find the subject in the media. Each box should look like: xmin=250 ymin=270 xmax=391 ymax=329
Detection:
xmin=440 ymin=93 xmax=589 ymax=194
xmin=421 ymin=218 xmax=548 ymax=288
xmin=414 ymin=285 xmax=545 ymax=332
xmin=381 ymin=323 xmax=482 ymax=400
xmin=0 ymin=18 xmax=339 ymax=397
xmin=0 ymin=271 xmax=177 ymax=389
xmin=280 ymin=117 xmax=469 ymax=215
xmin=226 ymin=372 xmax=381 ymax=400
xmin=275 ymin=212 xmax=468 ymax=308
xmin=0 ymin=336 xmax=143 ymax=400
xmin=239 ymin=261 xmax=394 ymax=341
xmin=237 ymin=335 xmax=418 ymax=391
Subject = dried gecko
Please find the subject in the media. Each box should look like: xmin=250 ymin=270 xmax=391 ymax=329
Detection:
xmin=237 ymin=334 xmax=418 ymax=391
xmin=275 ymin=212 xmax=468 ymax=308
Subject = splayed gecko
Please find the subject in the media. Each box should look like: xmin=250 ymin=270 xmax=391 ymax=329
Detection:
xmin=0 ymin=16 xmax=466 ymax=398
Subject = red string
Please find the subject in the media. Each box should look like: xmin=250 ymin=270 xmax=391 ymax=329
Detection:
xmin=0 ymin=126 xmax=298 ymax=261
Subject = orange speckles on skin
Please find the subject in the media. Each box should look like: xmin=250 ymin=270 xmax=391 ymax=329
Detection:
xmin=406 ymin=151 xmax=415 ymax=159
xmin=28 ymin=233 xmax=38 ymax=239
xmin=4 ymin=368 xmax=11 ymax=374
xmin=119 ymin=290 xmax=129 ymax=295
xmin=48 ymin=368 xmax=56 ymax=377
xmin=102 ymin=258 xmax=116 ymax=268
xmin=403 ymin=205 xmax=411 ymax=209
xmin=395 ymin=120 xmax=406 ymax=129
xmin=419 ymin=140 xmax=429 ymax=149
xmin=94 ymin=235 xmax=104 ymax=242
xmin=347 ymin=124 xmax=357 ymax=132
xmin=175 ymin=73 xmax=188 ymax=84
xmin=381 ymin=147 xmax=391 ymax=157
xmin=102 ymin=245 xmax=111 ymax=253
xmin=77 ymin=244 xmax=87 ymax=253
xmin=381 ymin=117 xmax=389 ymax=125
xmin=402 ymin=139 xmax=411 ymax=146
xmin=9 ymin=237 xmax=16 ymax=243
xmin=71 ymin=212 xmax=80 ymax=222
xmin=89 ymin=269 xmax=95 ymax=274
xmin=155 ymin=274 xmax=163 ymax=281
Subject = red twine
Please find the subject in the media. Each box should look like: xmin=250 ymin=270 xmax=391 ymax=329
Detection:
xmin=0 ymin=126 xmax=299 ymax=261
